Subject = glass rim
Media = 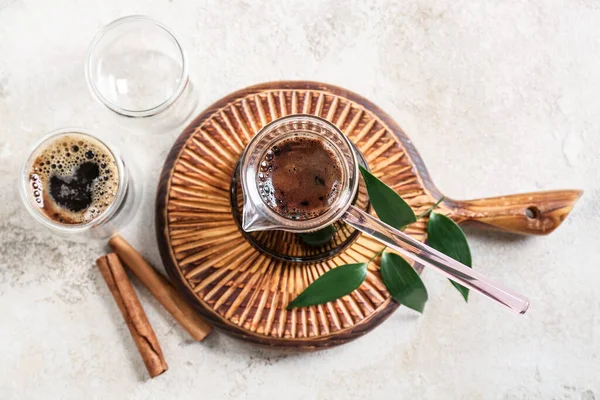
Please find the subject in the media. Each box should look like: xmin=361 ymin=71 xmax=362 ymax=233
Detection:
xmin=85 ymin=15 xmax=189 ymax=118
xmin=241 ymin=114 xmax=359 ymax=233
xmin=20 ymin=128 xmax=128 ymax=233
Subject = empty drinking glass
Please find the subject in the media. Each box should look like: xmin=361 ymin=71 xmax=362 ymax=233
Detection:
xmin=86 ymin=15 xmax=197 ymax=132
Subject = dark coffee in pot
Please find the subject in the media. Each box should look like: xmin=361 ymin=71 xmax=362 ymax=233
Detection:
xmin=256 ymin=135 xmax=343 ymax=220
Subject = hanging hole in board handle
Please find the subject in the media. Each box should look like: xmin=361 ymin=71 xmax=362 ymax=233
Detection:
xmin=525 ymin=206 xmax=540 ymax=219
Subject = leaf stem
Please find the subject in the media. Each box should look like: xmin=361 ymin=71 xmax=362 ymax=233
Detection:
xmin=368 ymin=246 xmax=387 ymax=265
xmin=415 ymin=196 xmax=445 ymax=220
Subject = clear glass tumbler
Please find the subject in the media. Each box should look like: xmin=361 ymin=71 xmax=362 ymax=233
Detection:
xmin=85 ymin=15 xmax=197 ymax=131
xmin=20 ymin=129 xmax=141 ymax=240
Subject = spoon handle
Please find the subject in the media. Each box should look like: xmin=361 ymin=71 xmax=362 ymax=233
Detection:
xmin=343 ymin=206 xmax=530 ymax=314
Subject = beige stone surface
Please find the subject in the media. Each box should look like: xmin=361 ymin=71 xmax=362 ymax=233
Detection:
xmin=1 ymin=0 xmax=599 ymax=399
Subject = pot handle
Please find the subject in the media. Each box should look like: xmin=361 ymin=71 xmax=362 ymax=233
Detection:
xmin=343 ymin=205 xmax=530 ymax=314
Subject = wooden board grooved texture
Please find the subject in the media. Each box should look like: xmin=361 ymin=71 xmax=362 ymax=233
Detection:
xmin=157 ymin=82 xmax=443 ymax=349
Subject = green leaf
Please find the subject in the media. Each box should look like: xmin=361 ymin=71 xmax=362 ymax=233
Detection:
xmin=299 ymin=225 xmax=336 ymax=246
xmin=287 ymin=263 xmax=367 ymax=309
xmin=359 ymin=166 xmax=416 ymax=229
xmin=427 ymin=212 xmax=472 ymax=302
xmin=380 ymin=252 xmax=428 ymax=313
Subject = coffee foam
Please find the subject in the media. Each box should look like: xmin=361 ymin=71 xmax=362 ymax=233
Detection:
xmin=256 ymin=134 xmax=343 ymax=220
xmin=28 ymin=133 xmax=120 ymax=225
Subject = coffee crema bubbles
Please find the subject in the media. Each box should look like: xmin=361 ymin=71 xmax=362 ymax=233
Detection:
xmin=28 ymin=134 xmax=120 ymax=225
xmin=256 ymin=135 xmax=343 ymax=220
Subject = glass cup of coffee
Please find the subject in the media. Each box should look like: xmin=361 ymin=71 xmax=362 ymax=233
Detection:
xmin=240 ymin=115 xmax=530 ymax=314
xmin=20 ymin=129 xmax=141 ymax=240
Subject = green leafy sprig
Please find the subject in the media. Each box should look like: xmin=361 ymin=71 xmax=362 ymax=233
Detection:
xmin=290 ymin=167 xmax=472 ymax=313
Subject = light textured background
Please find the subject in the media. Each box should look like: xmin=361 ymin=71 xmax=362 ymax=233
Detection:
xmin=1 ymin=0 xmax=599 ymax=399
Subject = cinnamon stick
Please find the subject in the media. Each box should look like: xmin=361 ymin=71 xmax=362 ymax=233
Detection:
xmin=109 ymin=235 xmax=213 ymax=341
xmin=96 ymin=254 xmax=168 ymax=378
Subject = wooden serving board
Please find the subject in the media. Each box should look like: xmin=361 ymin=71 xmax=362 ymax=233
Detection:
xmin=156 ymin=81 xmax=581 ymax=350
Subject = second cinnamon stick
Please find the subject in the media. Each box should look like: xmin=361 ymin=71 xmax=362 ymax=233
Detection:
xmin=96 ymin=254 xmax=168 ymax=378
xmin=109 ymin=235 xmax=212 ymax=341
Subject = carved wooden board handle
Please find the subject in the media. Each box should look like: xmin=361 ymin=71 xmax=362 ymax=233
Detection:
xmin=445 ymin=190 xmax=583 ymax=235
